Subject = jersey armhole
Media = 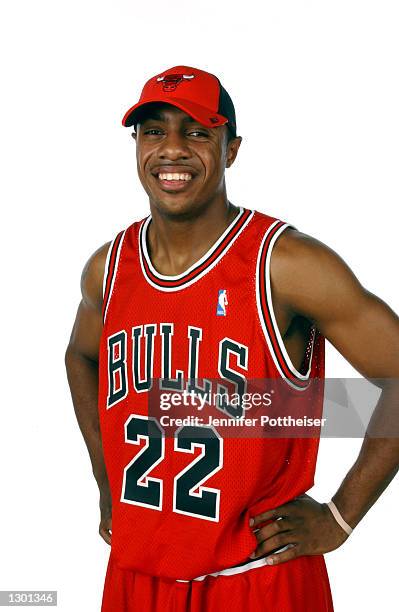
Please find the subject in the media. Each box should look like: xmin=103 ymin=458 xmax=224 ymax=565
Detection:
xmin=256 ymin=220 xmax=317 ymax=391
xmin=102 ymin=229 xmax=127 ymax=324
xmin=102 ymin=241 xmax=114 ymax=301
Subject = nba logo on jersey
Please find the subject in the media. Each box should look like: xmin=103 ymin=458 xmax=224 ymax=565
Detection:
xmin=216 ymin=289 xmax=228 ymax=316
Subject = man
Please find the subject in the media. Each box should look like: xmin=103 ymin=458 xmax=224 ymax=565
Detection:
xmin=65 ymin=65 xmax=399 ymax=611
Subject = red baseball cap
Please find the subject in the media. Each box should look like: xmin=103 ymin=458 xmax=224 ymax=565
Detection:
xmin=122 ymin=65 xmax=237 ymax=137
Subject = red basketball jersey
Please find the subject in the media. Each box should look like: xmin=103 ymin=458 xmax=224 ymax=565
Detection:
xmin=98 ymin=207 xmax=325 ymax=581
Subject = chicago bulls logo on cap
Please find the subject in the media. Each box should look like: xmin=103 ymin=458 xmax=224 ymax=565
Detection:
xmin=156 ymin=73 xmax=195 ymax=92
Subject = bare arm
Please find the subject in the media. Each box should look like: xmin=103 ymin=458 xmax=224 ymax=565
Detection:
xmin=251 ymin=229 xmax=399 ymax=563
xmin=64 ymin=240 xmax=112 ymax=544
xmin=273 ymin=228 xmax=399 ymax=527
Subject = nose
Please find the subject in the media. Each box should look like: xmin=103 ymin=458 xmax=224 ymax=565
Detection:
xmin=157 ymin=129 xmax=191 ymax=161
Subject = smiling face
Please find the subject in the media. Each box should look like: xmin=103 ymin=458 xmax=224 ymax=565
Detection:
xmin=132 ymin=103 xmax=242 ymax=219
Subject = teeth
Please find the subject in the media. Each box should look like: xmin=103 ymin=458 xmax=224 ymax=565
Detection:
xmin=158 ymin=172 xmax=192 ymax=181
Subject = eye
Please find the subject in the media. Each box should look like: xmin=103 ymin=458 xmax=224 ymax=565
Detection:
xmin=188 ymin=129 xmax=209 ymax=138
xmin=143 ymin=128 xmax=164 ymax=136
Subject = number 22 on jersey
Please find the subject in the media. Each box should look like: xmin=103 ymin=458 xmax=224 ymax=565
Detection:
xmin=121 ymin=415 xmax=223 ymax=522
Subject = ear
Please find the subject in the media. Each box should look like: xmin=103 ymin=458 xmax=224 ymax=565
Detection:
xmin=226 ymin=136 xmax=242 ymax=168
xmin=131 ymin=131 xmax=137 ymax=141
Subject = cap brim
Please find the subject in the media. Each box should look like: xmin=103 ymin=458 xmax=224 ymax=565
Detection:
xmin=122 ymin=97 xmax=228 ymax=129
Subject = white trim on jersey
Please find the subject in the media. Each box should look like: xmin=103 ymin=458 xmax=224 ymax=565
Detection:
xmin=176 ymin=548 xmax=292 ymax=582
xmin=103 ymin=229 xmax=127 ymax=324
xmin=102 ymin=241 xmax=114 ymax=300
xmin=255 ymin=221 xmax=316 ymax=391
xmin=139 ymin=208 xmax=255 ymax=292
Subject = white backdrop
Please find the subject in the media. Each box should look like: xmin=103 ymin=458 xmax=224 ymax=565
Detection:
xmin=1 ymin=1 xmax=398 ymax=610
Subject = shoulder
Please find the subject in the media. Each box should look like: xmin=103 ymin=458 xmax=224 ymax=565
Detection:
xmin=270 ymin=226 xmax=365 ymax=320
xmin=81 ymin=241 xmax=112 ymax=313
xmin=273 ymin=226 xmax=335 ymax=262
xmin=271 ymin=226 xmax=355 ymax=278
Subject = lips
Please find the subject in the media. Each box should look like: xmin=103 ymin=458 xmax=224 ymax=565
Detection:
xmin=156 ymin=176 xmax=194 ymax=192
xmin=151 ymin=165 xmax=198 ymax=192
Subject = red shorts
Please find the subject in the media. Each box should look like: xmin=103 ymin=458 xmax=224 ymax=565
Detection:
xmin=101 ymin=553 xmax=334 ymax=611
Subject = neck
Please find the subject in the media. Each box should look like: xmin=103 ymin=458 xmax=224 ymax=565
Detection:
xmin=146 ymin=199 xmax=240 ymax=277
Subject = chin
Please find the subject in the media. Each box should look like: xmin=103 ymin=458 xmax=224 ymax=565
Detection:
xmin=151 ymin=196 xmax=202 ymax=220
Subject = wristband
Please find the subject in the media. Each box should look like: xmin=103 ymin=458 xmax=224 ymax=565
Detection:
xmin=326 ymin=500 xmax=353 ymax=536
